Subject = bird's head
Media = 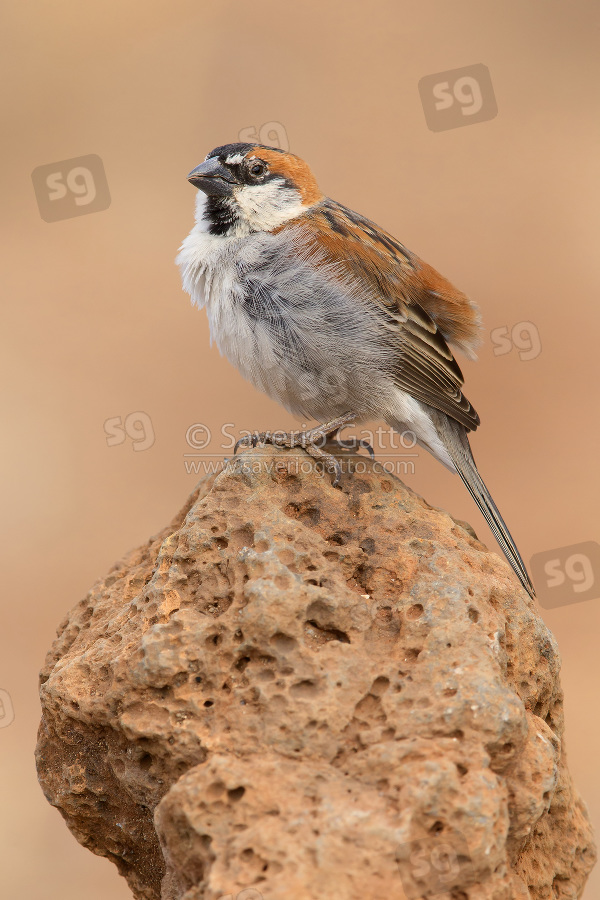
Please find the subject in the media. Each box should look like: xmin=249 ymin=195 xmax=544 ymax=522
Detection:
xmin=186 ymin=143 xmax=323 ymax=236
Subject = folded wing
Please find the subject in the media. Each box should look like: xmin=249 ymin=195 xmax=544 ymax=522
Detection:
xmin=290 ymin=199 xmax=482 ymax=432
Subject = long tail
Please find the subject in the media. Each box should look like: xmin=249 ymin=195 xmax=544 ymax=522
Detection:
xmin=432 ymin=412 xmax=535 ymax=598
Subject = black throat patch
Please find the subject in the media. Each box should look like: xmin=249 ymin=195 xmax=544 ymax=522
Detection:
xmin=204 ymin=195 xmax=240 ymax=236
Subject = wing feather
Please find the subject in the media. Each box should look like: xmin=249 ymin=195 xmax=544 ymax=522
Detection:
xmin=281 ymin=199 xmax=481 ymax=431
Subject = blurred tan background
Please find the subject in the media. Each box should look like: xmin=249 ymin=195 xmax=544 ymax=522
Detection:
xmin=2 ymin=0 xmax=599 ymax=896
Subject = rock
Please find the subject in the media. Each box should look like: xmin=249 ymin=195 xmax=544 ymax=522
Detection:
xmin=36 ymin=445 xmax=596 ymax=900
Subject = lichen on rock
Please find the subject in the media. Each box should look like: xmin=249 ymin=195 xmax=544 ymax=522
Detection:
xmin=36 ymin=446 xmax=596 ymax=899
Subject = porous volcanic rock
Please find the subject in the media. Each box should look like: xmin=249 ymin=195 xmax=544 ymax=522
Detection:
xmin=36 ymin=445 xmax=596 ymax=900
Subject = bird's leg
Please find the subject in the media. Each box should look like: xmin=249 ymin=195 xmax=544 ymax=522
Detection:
xmin=233 ymin=412 xmax=372 ymax=487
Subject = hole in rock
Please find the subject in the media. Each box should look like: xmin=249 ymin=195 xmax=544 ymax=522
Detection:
xmin=139 ymin=753 xmax=153 ymax=771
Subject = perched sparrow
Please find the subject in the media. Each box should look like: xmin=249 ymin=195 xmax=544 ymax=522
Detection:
xmin=177 ymin=142 xmax=535 ymax=598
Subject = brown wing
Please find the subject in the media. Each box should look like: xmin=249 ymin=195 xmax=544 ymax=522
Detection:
xmin=280 ymin=198 xmax=481 ymax=431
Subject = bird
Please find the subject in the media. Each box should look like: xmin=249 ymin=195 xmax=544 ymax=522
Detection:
xmin=177 ymin=142 xmax=535 ymax=598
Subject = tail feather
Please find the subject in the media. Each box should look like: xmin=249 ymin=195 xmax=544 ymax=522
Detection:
xmin=433 ymin=413 xmax=535 ymax=598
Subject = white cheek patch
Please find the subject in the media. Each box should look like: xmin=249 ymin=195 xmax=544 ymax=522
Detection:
xmin=193 ymin=190 xmax=208 ymax=228
xmin=184 ymin=173 xmax=307 ymax=239
xmin=234 ymin=179 xmax=305 ymax=232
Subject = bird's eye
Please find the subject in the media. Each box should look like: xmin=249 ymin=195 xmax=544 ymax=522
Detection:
xmin=249 ymin=160 xmax=266 ymax=177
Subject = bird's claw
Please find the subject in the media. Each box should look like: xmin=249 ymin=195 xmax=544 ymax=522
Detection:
xmin=231 ymin=413 xmax=374 ymax=488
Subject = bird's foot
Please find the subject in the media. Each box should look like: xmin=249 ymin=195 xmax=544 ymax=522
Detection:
xmin=233 ymin=413 xmax=373 ymax=487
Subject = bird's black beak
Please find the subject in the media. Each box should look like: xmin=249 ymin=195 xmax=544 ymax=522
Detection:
xmin=187 ymin=158 xmax=236 ymax=197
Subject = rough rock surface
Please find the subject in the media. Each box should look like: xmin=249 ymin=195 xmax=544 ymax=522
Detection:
xmin=36 ymin=446 xmax=595 ymax=900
